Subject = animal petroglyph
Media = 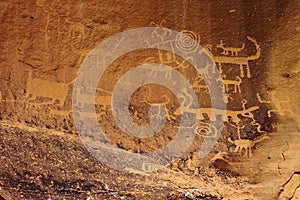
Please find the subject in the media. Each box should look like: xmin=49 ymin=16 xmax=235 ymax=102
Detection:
xmin=140 ymin=95 xmax=175 ymax=121
xmin=228 ymin=136 xmax=269 ymax=158
xmin=174 ymin=105 xmax=259 ymax=124
xmin=222 ymin=75 xmax=242 ymax=93
xmin=256 ymin=92 xmax=294 ymax=117
xmin=217 ymin=40 xmax=245 ymax=56
xmin=174 ymin=94 xmax=259 ymax=123
xmin=25 ymin=69 xmax=75 ymax=107
xmin=228 ymin=122 xmax=269 ymax=158
xmin=192 ymin=75 xmax=209 ymax=94
xmin=206 ymin=36 xmax=261 ymax=78
xmin=141 ymin=64 xmax=172 ymax=79
xmin=139 ymin=87 xmax=174 ymax=121
xmin=74 ymin=89 xmax=112 ymax=110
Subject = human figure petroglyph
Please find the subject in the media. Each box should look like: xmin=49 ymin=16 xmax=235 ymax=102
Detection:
xmin=222 ymin=75 xmax=242 ymax=93
xmin=149 ymin=20 xmax=172 ymax=42
xmin=240 ymin=99 xmax=260 ymax=120
xmin=256 ymin=92 xmax=294 ymax=117
xmin=40 ymin=0 xmax=69 ymax=44
xmin=217 ymin=40 xmax=245 ymax=56
xmin=25 ymin=69 xmax=75 ymax=107
xmin=67 ymin=21 xmax=91 ymax=59
xmin=206 ymin=36 xmax=261 ymax=78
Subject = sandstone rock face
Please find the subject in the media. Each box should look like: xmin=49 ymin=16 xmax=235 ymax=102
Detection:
xmin=0 ymin=0 xmax=299 ymax=199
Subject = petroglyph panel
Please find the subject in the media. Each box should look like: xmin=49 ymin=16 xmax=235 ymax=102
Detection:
xmin=0 ymin=0 xmax=299 ymax=198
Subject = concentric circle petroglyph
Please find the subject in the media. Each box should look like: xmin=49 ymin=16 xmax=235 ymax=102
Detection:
xmin=72 ymin=27 xmax=226 ymax=172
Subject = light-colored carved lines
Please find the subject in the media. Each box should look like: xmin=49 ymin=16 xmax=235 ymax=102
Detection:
xmin=217 ymin=40 xmax=245 ymax=56
xmin=222 ymin=75 xmax=242 ymax=93
xmin=138 ymin=86 xmax=174 ymax=121
xmin=206 ymin=36 xmax=261 ymax=78
xmin=257 ymin=92 xmax=294 ymax=117
xmin=228 ymin=135 xmax=269 ymax=158
xmin=25 ymin=69 xmax=74 ymax=107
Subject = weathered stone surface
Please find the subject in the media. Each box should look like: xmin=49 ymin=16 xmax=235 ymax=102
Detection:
xmin=0 ymin=0 xmax=299 ymax=199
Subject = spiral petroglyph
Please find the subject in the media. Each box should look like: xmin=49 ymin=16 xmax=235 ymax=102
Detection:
xmin=72 ymin=27 xmax=226 ymax=173
xmin=175 ymin=30 xmax=201 ymax=54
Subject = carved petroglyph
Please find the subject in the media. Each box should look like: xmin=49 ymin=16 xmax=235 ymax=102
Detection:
xmin=174 ymin=104 xmax=259 ymax=124
xmin=222 ymin=75 xmax=242 ymax=93
xmin=210 ymin=152 xmax=230 ymax=164
xmin=175 ymin=29 xmax=201 ymax=54
xmin=139 ymin=94 xmax=174 ymax=121
xmin=40 ymin=0 xmax=69 ymax=45
xmin=228 ymin=137 xmax=253 ymax=158
xmin=195 ymin=122 xmax=218 ymax=138
xmin=137 ymin=86 xmax=174 ymax=121
xmin=239 ymin=99 xmax=259 ymax=120
xmin=257 ymin=92 xmax=294 ymax=117
xmin=174 ymin=88 xmax=259 ymax=123
xmin=25 ymin=69 xmax=75 ymax=107
xmin=192 ymin=75 xmax=209 ymax=94
xmin=68 ymin=22 xmax=89 ymax=54
xmin=217 ymin=40 xmax=245 ymax=56
xmin=228 ymin=122 xmax=269 ymax=158
xmin=206 ymin=36 xmax=261 ymax=78
xmin=74 ymin=89 xmax=112 ymax=111
xmin=141 ymin=64 xmax=172 ymax=79
xmin=149 ymin=20 xmax=172 ymax=42
xmin=224 ymin=94 xmax=233 ymax=103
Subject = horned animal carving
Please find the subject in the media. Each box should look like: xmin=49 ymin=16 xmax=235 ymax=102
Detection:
xmin=206 ymin=36 xmax=261 ymax=78
xmin=217 ymin=40 xmax=245 ymax=56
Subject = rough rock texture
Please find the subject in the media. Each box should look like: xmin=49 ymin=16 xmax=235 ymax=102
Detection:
xmin=0 ymin=0 xmax=299 ymax=199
